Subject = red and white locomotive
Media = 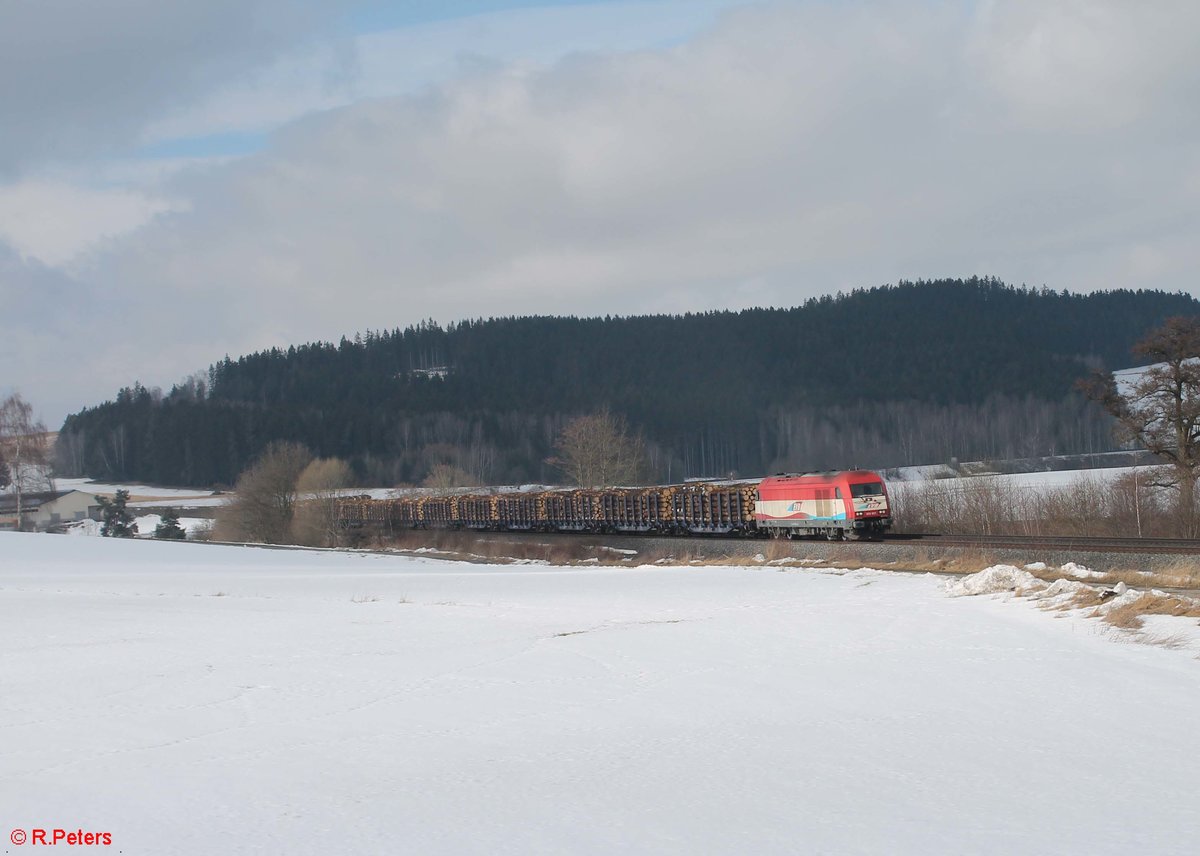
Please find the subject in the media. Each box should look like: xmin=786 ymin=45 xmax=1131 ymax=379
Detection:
xmin=755 ymin=471 xmax=891 ymax=539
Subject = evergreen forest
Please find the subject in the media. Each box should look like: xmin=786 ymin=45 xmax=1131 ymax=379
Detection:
xmin=56 ymin=278 xmax=1200 ymax=487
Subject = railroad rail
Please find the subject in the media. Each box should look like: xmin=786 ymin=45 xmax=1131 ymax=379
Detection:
xmin=894 ymin=534 xmax=1200 ymax=555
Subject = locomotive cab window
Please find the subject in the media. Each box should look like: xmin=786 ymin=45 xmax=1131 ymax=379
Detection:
xmin=850 ymin=482 xmax=884 ymax=498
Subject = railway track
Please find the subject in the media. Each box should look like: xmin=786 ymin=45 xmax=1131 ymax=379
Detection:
xmin=892 ymin=533 xmax=1200 ymax=555
xmin=344 ymin=522 xmax=1200 ymax=556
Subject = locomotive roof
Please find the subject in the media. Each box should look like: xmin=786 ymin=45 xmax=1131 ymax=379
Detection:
xmin=761 ymin=470 xmax=884 ymax=480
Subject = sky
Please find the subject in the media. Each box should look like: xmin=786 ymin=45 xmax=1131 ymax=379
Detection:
xmin=2 ymin=0 xmax=1199 ymax=424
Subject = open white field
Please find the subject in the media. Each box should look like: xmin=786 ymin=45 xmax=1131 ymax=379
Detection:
xmin=53 ymin=478 xmax=222 ymax=502
xmin=2 ymin=533 xmax=1198 ymax=855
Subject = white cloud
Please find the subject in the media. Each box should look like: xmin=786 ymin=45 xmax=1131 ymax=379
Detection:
xmin=140 ymin=0 xmax=745 ymax=145
xmin=6 ymin=0 xmax=1200 ymax=424
xmin=0 ymin=0 xmax=349 ymax=173
xmin=968 ymin=0 xmax=1200 ymax=130
xmin=0 ymin=181 xmax=180 ymax=267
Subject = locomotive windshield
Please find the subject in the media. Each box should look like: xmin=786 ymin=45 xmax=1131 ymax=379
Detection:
xmin=850 ymin=482 xmax=884 ymax=498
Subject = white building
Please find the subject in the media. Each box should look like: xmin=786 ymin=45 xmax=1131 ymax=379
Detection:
xmin=0 ymin=490 xmax=101 ymax=531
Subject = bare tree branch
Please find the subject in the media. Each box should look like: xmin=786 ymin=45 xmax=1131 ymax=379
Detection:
xmin=1079 ymin=316 xmax=1200 ymax=536
xmin=0 ymin=393 xmax=53 ymax=529
xmin=549 ymin=409 xmax=648 ymax=487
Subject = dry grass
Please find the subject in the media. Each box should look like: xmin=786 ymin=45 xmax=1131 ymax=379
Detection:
xmin=1140 ymin=631 xmax=1193 ymax=650
xmin=1021 ymin=560 xmax=1200 ymax=593
xmin=1065 ymin=587 xmax=1107 ymax=611
xmin=1096 ymin=593 xmax=1200 ymax=630
xmin=891 ymin=471 xmax=1179 ymax=538
xmin=762 ymin=539 xmax=795 ymax=563
xmin=636 ymin=544 xmax=702 ymax=565
xmin=935 ymin=549 xmax=1003 ymax=576
xmin=1129 ymin=560 xmax=1200 ymax=589
xmin=378 ymin=529 xmax=635 ymax=566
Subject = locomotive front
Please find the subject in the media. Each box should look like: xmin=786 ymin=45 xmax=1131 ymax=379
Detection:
xmin=755 ymin=470 xmax=892 ymax=539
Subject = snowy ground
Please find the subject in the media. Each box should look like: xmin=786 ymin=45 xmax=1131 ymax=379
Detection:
xmin=968 ymin=466 xmax=1143 ymax=491
xmin=889 ymin=463 xmax=1146 ymax=490
xmin=53 ymin=477 xmax=222 ymax=502
xmin=65 ymin=515 xmax=212 ymax=539
xmin=2 ymin=534 xmax=1198 ymax=855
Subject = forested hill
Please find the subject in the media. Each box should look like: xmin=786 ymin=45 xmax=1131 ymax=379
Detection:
xmin=58 ymin=278 xmax=1200 ymax=487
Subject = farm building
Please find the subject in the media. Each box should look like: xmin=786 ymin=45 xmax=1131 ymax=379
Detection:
xmin=0 ymin=490 xmax=101 ymax=531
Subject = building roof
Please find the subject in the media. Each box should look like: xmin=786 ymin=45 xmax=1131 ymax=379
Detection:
xmin=0 ymin=490 xmax=97 ymax=514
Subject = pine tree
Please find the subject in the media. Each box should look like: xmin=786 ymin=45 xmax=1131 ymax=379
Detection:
xmin=154 ymin=507 xmax=187 ymax=540
xmin=97 ymin=489 xmax=138 ymax=537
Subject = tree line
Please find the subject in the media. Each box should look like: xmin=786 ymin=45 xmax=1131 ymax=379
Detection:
xmin=55 ymin=278 xmax=1200 ymax=487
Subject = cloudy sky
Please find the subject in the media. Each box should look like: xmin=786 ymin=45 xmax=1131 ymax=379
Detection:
xmin=3 ymin=0 xmax=1199 ymax=423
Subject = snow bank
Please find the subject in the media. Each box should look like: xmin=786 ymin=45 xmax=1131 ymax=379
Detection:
xmin=65 ymin=516 xmax=211 ymax=538
xmin=948 ymin=563 xmax=1104 ymax=599
xmin=1024 ymin=577 xmax=1092 ymax=609
xmin=945 ymin=564 xmax=1046 ymax=597
xmin=1060 ymin=561 xmax=1106 ymax=580
xmin=947 ymin=564 xmax=1200 ymax=655
xmin=66 ymin=519 xmax=102 ymax=536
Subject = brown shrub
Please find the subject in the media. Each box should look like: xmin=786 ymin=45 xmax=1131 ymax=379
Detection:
xmin=1100 ymin=593 xmax=1200 ymax=630
xmin=763 ymin=539 xmax=794 ymax=563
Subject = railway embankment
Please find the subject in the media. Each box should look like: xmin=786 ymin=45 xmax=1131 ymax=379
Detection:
xmin=365 ymin=529 xmax=1200 ymax=592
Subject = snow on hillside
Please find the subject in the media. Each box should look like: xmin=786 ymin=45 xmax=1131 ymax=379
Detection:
xmin=887 ymin=463 xmax=1156 ymax=494
xmin=1113 ymin=363 xmax=1152 ymax=395
xmin=53 ymin=477 xmax=224 ymax=505
xmin=2 ymin=533 xmax=1198 ymax=854
xmin=957 ymin=465 xmax=1143 ymax=491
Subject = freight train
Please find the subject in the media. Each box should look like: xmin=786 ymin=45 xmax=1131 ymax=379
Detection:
xmin=337 ymin=470 xmax=891 ymax=540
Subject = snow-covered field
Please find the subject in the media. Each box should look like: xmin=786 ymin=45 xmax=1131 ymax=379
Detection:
xmin=889 ymin=463 xmax=1147 ymax=490
xmin=2 ymin=533 xmax=1198 ymax=854
xmin=53 ymin=477 xmax=222 ymax=502
xmin=65 ymin=514 xmax=212 ymax=539
xmin=966 ymin=466 xmax=1143 ymax=491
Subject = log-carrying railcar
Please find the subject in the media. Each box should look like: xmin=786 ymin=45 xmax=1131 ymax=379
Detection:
xmin=337 ymin=470 xmax=891 ymax=540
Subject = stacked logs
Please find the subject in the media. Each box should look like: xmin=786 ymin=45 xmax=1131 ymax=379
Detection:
xmin=336 ymin=481 xmax=761 ymax=535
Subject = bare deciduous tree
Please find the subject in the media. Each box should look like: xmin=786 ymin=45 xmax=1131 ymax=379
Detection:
xmin=891 ymin=471 xmax=1172 ymax=538
xmin=217 ymin=442 xmax=313 ymax=544
xmin=1080 ymin=316 xmax=1200 ymax=536
xmin=421 ymin=463 xmax=478 ymax=490
xmin=0 ymin=393 xmax=54 ymax=528
xmin=293 ymin=457 xmax=353 ymax=547
xmin=549 ymin=409 xmax=647 ymax=487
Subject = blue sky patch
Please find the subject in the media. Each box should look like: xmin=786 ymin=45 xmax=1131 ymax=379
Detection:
xmin=136 ymin=131 xmax=267 ymax=161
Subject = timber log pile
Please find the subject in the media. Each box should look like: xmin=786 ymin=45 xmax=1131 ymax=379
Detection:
xmin=337 ymin=481 xmax=760 ymax=535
